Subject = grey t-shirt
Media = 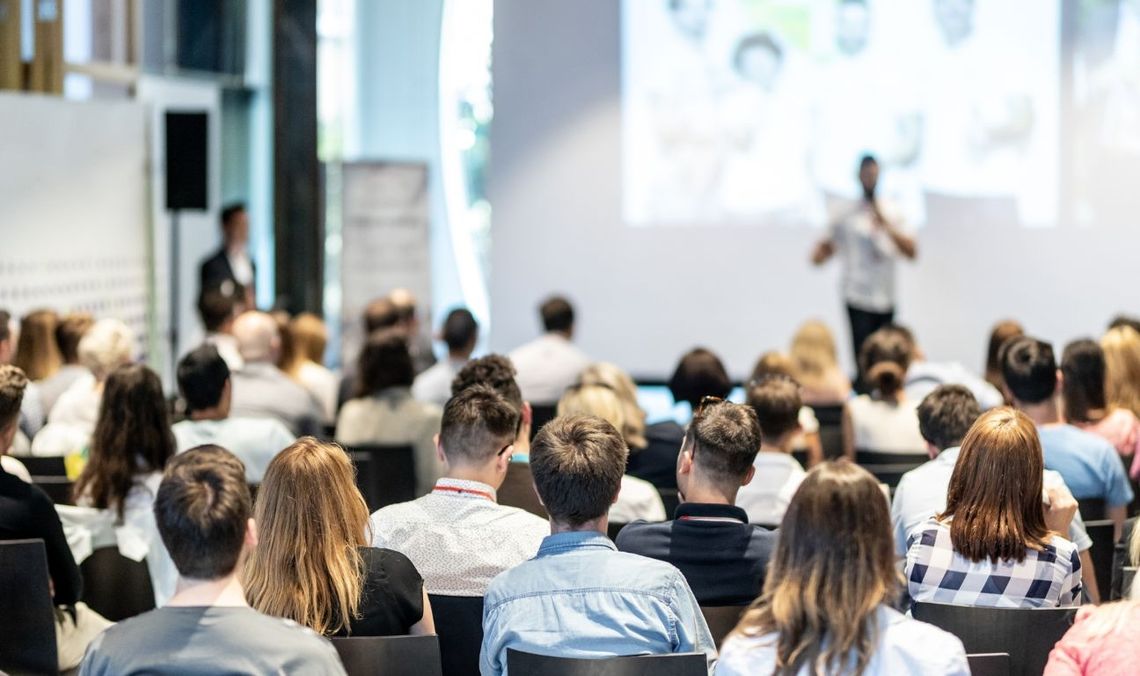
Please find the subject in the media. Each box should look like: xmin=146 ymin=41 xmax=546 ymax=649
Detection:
xmin=79 ymin=606 xmax=347 ymax=676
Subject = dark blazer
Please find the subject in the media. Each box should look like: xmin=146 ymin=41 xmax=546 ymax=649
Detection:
xmin=199 ymin=248 xmax=255 ymax=293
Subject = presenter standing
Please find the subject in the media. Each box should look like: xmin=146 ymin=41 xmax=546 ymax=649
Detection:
xmin=810 ymin=155 xmax=917 ymax=371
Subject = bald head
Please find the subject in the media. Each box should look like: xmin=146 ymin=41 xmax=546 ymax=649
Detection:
xmin=233 ymin=311 xmax=279 ymax=363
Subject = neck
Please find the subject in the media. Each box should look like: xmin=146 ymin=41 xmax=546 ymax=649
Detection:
xmin=447 ymin=349 xmax=470 ymax=361
xmin=446 ymin=462 xmax=504 ymax=491
xmin=548 ymin=330 xmax=572 ymax=340
xmin=681 ymin=476 xmax=738 ymax=506
xmin=1019 ymin=398 xmax=1062 ymax=426
xmin=759 ymin=432 xmax=797 ymax=454
xmin=190 ymin=406 xmax=227 ymax=422
xmin=550 ymin=516 xmax=606 ymax=536
xmin=167 ymin=573 xmax=248 ymax=608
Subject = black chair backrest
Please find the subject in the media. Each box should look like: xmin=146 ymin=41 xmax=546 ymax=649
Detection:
xmin=812 ymin=405 xmax=846 ymax=461
xmin=498 ymin=462 xmax=547 ymax=519
xmin=791 ymin=450 xmax=809 ymax=467
xmin=967 ymin=653 xmax=1011 ymax=676
xmin=18 ymin=456 xmax=68 ymax=476
xmin=1077 ymin=497 xmax=1106 ymax=522
xmin=529 ymin=405 xmax=558 ymax=440
xmin=912 ymin=602 xmax=1077 ymax=676
xmin=700 ymin=605 xmax=745 ymax=649
xmin=1083 ymin=519 xmax=1115 ymax=602
xmin=855 ymin=450 xmax=929 ymax=467
xmin=331 ymin=635 xmax=442 ymax=676
xmin=428 ymin=594 xmax=484 ymax=676
xmin=657 ymin=488 xmax=680 ymax=518
xmin=34 ymin=477 xmax=75 ymax=506
xmin=80 ymin=546 xmax=156 ymax=622
xmin=608 ymin=522 xmax=627 ymax=541
xmin=346 ymin=445 xmax=416 ymax=511
xmin=506 ymin=650 xmax=707 ymax=676
xmin=0 ymin=539 xmax=58 ymax=675
xmin=812 ymin=404 xmax=844 ymax=427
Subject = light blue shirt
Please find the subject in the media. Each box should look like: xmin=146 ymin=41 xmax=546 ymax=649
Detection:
xmin=479 ymin=531 xmax=717 ymax=676
xmin=1037 ymin=424 xmax=1134 ymax=506
xmin=172 ymin=417 xmax=295 ymax=483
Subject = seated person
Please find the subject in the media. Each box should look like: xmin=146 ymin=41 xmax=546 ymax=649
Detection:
xmin=369 ymin=385 xmax=548 ymax=597
xmin=450 ymin=354 xmax=533 ymax=460
xmin=229 ymin=311 xmax=321 ymax=436
xmin=843 ymin=327 xmax=927 ymax=457
xmin=617 ymin=397 xmax=777 ymax=605
xmin=748 ymin=352 xmax=823 ymax=466
xmin=244 ymin=438 xmax=432 ymax=636
xmin=508 ymin=295 xmax=590 ymax=406
xmin=906 ymin=408 xmax=1083 ymax=608
xmin=413 ymin=307 xmax=478 ymax=407
xmin=480 ymin=415 xmax=716 ymax=675
xmin=736 ymin=376 xmax=807 ymax=525
xmin=1061 ymin=339 xmax=1140 ymax=459
xmin=716 ymin=462 xmax=968 ymax=676
xmin=37 ymin=312 xmax=94 ymax=417
xmin=78 ymin=446 xmax=346 ymax=675
xmin=896 ymin=323 xmax=1004 ymax=410
xmin=173 ymin=345 xmax=295 ymax=484
xmin=1046 ymin=582 xmax=1140 ymax=674
xmin=788 ymin=319 xmax=852 ymax=406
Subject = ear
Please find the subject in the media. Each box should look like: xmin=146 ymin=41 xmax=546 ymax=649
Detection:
xmin=522 ymin=401 xmax=533 ymax=426
xmin=926 ymin=441 xmax=940 ymax=460
xmin=531 ymin=480 xmax=545 ymax=507
xmin=434 ymin=434 xmax=447 ymax=465
xmin=741 ymin=465 xmax=756 ymax=487
xmin=496 ymin=445 xmax=513 ymax=474
xmin=677 ymin=449 xmax=695 ymax=477
xmin=245 ymin=517 xmax=259 ymax=549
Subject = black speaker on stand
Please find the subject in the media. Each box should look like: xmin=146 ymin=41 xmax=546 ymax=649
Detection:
xmin=164 ymin=111 xmax=209 ymax=380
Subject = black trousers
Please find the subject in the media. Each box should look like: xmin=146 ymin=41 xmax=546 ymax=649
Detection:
xmin=847 ymin=303 xmax=894 ymax=373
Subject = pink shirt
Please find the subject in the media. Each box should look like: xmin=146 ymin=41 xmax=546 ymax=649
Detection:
xmin=1045 ymin=602 xmax=1140 ymax=675
xmin=1074 ymin=409 xmax=1140 ymax=475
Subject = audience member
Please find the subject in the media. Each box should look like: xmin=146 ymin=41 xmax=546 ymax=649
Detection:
xmin=1002 ymin=336 xmax=1133 ymax=537
xmin=173 ymin=346 xmax=294 ymax=483
xmin=556 ymin=384 xmax=666 ymax=523
xmin=14 ymin=309 xmax=61 ymax=381
xmin=737 ymin=375 xmax=808 ymax=524
xmin=337 ymin=329 xmax=443 ymax=496
xmin=244 ymin=438 xmax=432 ymax=636
xmin=480 ymin=415 xmax=716 ymax=674
xmin=984 ymin=319 xmax=1024 ymax=402
xmin=509 ymin=295 xmax=591 ymax=405
xmin=0 ymin=309 xmax=46 ymax=440
xmin=906 ymin=408 xmax=1083 ymax=608
xmin=748 ymin=351 xmax=824 ymax=465
xmin=1108 ymin=314 xmax=1140 ymax=335
xmin=450 ymin=354 xmax=532 ymax=457
xmin=1045 ymin=576 xmax=1140 ymax=674
xmin=281 ymin=313 xmax=338 ymax=425
xmin=229 ymin=311 xmax=321 ymax=436
xmin=618 ymin=397 xmax=777 ymax=605
xmin=78 ymin=446 xmax=346 ymax=675
xmin=717 ymin=462 xmax=968 ymax=676
xmin=843 ymin=327 xmax=926 ymax=456
xmin=37 ymin=312 xmax=94 ymax=416
xmin=788 ymin=319 xmax=852 ymax=405
xmin=197 ymin=287 xmax=245 ymax=372
xmin=1101 ymin=325 xmax=1140 ymax=420
xmin=413 ymin=307 xmax=478 ymax=407
xmin=199 ymin=202 xmax=256 ymax=307
xmin=897 ymin=323 xmax=1003 ymax=410
xmin=389 ymin=288 xmax=438 ymax=375
xmin=369 ymin=385 xmax=547 ymax=596
xmin=1062 ymin=339 xmax=1140 ymax=462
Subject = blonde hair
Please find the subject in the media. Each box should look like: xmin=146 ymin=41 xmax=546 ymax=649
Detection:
xmin=750 ymin=351 xmax=796 ymax=381
xmin=790 ymin=321 xmax=841 ymax=390
xmin=282 ymin=313 xmax=328 ymax=378
xmin=78 ymin=319 xmax=135 ymax=381
xmin=558 ymin=385 xmax=626 ymax=437
xmin=1102 ymin=327 xmax=1140 ymax=419
xmin=13 ymin=309 xmax=61 ymax=381
xmin=243 ymin=438 xmax=370 ymax=635
xmin=578 ymin=363 xmax=647 ymax=449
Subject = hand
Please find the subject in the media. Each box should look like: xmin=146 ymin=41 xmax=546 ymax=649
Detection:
xmin=1043 ymin=484 xmax=1079 ymax=535
xmin=811 ymin=240 xmax=834 ymax=265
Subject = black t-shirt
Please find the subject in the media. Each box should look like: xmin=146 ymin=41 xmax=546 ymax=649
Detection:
xmin=335 ymin=547 xmax=424 ymax=637
xmin=626 ymin=421 xmax=685 ymax=490
xmin=0 ymin=467 xmax=82 ymax=605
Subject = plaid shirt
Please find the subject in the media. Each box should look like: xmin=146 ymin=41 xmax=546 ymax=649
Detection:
xmin=905 ymin=518 xmax=1082 ymax=608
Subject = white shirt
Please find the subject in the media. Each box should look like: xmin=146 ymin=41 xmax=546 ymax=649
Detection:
xmin=830 ymin=199 xmax=909 ymax=312
xmin=509 ymin=333 xmax=591 ymax=404
xmin=369 ymin=478 xmax=549 ymax=597
xmin=226 ymin=249 xmax=254 ymax=287
xmin=847 ymin=394 xmax=926 ymax=454
xmin=412 ymin=357 xmax=468 ymax=407
xmin=905 ymin=361 xmax=1004 ymax=411
xmin=336 ymin=388 xmax=444 ymax=497
xmin=1 ymin=456 xmax=31 ymax=482
xmin=47 ymin=373 xmax=100 ymax=430
xmin=172 ymin=417 xmax=295 ymax=484
xmin=204 ymin=333 xmax=244 ymax=373
xmin=296 ymin=361 xmax=339 ymax=425
xmin=611 ymin=474 xmax=667 ymax=524
xmin=735 ymin=452 xmax=806 ymax=526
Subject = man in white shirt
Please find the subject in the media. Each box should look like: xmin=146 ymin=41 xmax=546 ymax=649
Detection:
xmin=196 ymin=288 xmax=245 ymax=373
xmin=369 ymin=384 xmax=548 ymax=597
xmin=509 ymin=296 xmax=591 ymax=405
xmin=737 ymin=376 xmax=807 ymax=526
xmin=173 ymin=345 xmax=295 ymax=484
xmin=810 ymin=155 xmax=917 ymax=366
xmin=891 ymin=384 xmax=1101 ymax=601
xmin=412 ymin=308 xmax=478 ymax=407
xmin=229 ymin=312 xmax=322 ymax=436
xmin=199 ymin=203 xmax=256 ymax=309
xmin=893 ymin=324 xmax=1004 ymax=410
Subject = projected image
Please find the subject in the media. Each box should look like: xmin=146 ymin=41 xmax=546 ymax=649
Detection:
xmin=622 ymin=0 xmax=1060 ymax=227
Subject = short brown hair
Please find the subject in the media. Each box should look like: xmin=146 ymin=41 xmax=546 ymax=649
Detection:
xmin=669 ymin=347 xmax=732 ymax=409
xmin=440 ymin=385 xmax=520 ymax=464
xmin=685 ymin=400 xmax=761 ymax=483
xmin=55 ymin=312 xmax=94 ymax=364
xmin=746 ymin=376 xmax=801 ymax=441
xmin=0 ymin=365 xmax=29 ymax=430
xmin=859 ymin=328 xmax=913 ymax=397
xmin=540 ymin=296 xmax=575 ymax=333
xmin=531 ymin=415 xmax=627 ymax=526
xmin=451 ymin=354 xmax=524 ymax=411
xmin=356 ymin=329 xmax=414 ymax=397
xmin=155 ymin=445 xmax=252 ymax=580
xmin=917 ymin=385 xmax=980 ymax=451
xmin=363 ymin=297 xmax=401 ymax=334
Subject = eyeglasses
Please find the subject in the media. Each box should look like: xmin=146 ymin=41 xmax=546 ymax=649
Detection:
xmin=497 ymin=442 xmax=514 ymax=458
xmin=695 ymin=395 xmax=728 ymax=416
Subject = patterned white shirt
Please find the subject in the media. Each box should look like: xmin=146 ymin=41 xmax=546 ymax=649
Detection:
xmin=369 ymin=478 xmax=549 ymax=597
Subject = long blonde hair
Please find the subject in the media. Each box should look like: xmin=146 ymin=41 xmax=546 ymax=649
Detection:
xmin=282 ymin=313 xmax=328 ymax=378
xmin=14 ymin=309 xmax=62 ymax=381
xmin=731 ymin=461 xmax=898 ymax=676
xmin=1102 ymin=327 xmax=1140 ymax=418
xmin=558 ymin=385 xmax=626 ymax=436
xmin=243 ymin=438 xmax=370 ymax=635
xmin=790 ymin=321 xmax=842 ymax=390
xmin=577 ymin=363 xmax=647 ymax=449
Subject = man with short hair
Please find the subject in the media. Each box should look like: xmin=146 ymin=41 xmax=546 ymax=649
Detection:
xmin=413 ymin=307 xmax=479 ymax=406
xmin=173 ymin=345 xmax=294 ymax=483
xmin=735 ymin=376 xmax=808 ymax=525
xmin=450 ymin=354 xmax=532 ymax=457
xmin=197 ymin=288 xmax=245 ymax=372
xmin=617 ymin=399 xmax=777 ymax=605
xmin=37 ymin=312 xmax=95 ymax=417
xmin=480 ymin=415 xmax=716 ymax=675
xmin=78 ymin=446 xmax=345 ymax=675
xmin=369 ymin=385 xmax=548 ymax=597
xmin=229 ymin=311 xmax=321 ymax=435
xmin=509 ymin=295 xmax=591 ymax=405
xmin=1002 ymin=336 xmax=1133 ymax=537
xmin=199 ymin=202 xmax=256 ymax=306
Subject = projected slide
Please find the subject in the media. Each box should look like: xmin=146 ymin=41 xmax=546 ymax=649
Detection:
xmin=622 ymin=0 xmax=1062 ymax=227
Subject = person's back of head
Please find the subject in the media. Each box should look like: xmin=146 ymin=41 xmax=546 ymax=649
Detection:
xmin=13 ymin=309 xmax=61 ymax=381
xmin=557 ymin=384 xmax=627 ymax=438
xmin=355 ymin=329 xmax=414 ymax=398
xmin=749 ymin=351 xmax=795 ymax=383
xmin=78 ymin=318 xmax=136 ymax=381
xmin=0 ymin=365 xmax=28 ymax=451
xmin=942 ymin=407 xmax=1049 ymax=563
xmin=178 ymin=345 xmax=231 ymax=416
xmin=732 ymin=461 xmax=896 ymax=674
xmin=917 ymin=385 xmax=981 ymax=453
xmin=530 ymin=415 xmax=628 ymax=527
xmin=1000 ymin=335 xmax=1056 ymax=406
xmin=985 ymin=319 xmax=1024 ymax=392
xmin=451 ymin=354 xmax=524 ymax=410
xmin=539 ymin=295 xmax=575 ymax=335
xmin=441 ymin=307 xmax=478 ymax=357
xmin=1109 ymin=315 xmax=1140 ymax=335
xmin=1061 ymin=339 xmax=1108 ymax=424
xmin=790 ymin=320 xmax=841 ymax=381
xmin=577 ymin=363 xmax=648 ymax=450
xmin=232 ymin=311 xmax=279 ymax=365
xmin=388 ymin=288 xmax=419 ymax=327
xmin=682 ymin=398 xmax=761 ymax=491
xmin=287 ymin=313 xmax=328 ymax=372
xmin=55 ymin=312 xmax=94 ymax=366
xmin=746 ymin=376 xmax=801 ymax=447
xmin=859 ymin=327 xmax=913 ymax=399
xmin=362 ymin=297 xmax=401 ymax=335
xmin=155 ymin=445 xmax=252 ymax=581
xmin=668 ymin=347 xmax=732 ymax=410
xmin=440 ymin=384 xmax=520 ymax=470
xmin=1101 ymin=326 xmax=1140 ymax=417
xmin=243 ymin=438 xmax=369 ymax=635
xmin=198 ymin=288 xmax=239 ymax=334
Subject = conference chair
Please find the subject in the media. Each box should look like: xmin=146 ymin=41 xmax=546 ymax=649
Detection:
xmin=1109 ymin=517 xmax=1136 ymax=600
xmin=1120 ymin=567 xmax=1138 ymax=600
xmin=80 ymin=546 xmax=156 ymax=622
xmin=345 ymin=444 xmax=416 ymax=511
xmin=966 ymin=653 xmax=1011 ymax=676
xmin=528 ymin=404 xmax=558 ymax=440
xmin=657 ymin=488 xmax=681 ymax=518
xmin=21 ymin=455 xmax=74 ymax=505
xmin=506 ymin=650 xmax=707 ymax=676
xmin=791 ymin=450 xmax=809 ymax=467
xmin=608 ymin=522 xmax=627 ymax=541
xmin=912 ymin=601 xmax=1077 ymax=676
xmin=1077 ymin=497 xmax=1106 ymax=521
xmin=700 ymin=605 xmax=745 ymax=649
xmin=0 ymin=539 xmax=58 ymax=675
xmin=428 ymin=594 xmax=484 ymax=676
xmin=811 ymin=404 xmax=846 ymax=460
xmin=854 ymin=450 xmax=928 ymax=467
xmin=498 ymin=461 xmax=547 ymax=519
xmin=331 ymin=635 xmax=442 ymax=676
xmin=1083 ymin=519 xmax=1116 ymax=602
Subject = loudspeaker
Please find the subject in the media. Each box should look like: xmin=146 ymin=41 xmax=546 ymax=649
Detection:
xmin=164 ymin=111 xmax=208 ymax=211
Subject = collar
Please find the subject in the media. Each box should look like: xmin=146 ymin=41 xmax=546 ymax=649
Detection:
xmin=536 ymin=531 xmax=616 ymax=557
xmin=432 ymin=477 xmax=498 ymax=502
xmin=934 ymin=446 xmax=961 ymax=465
xmin=674 ymin=502 xmax=749 ymax=523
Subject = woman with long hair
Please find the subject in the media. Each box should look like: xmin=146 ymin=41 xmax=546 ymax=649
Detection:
xmin=789 ymin=320 xmax=852 ymax=406
xmin=1061 ymin=339 xmax=1140 ymax=462
xmin=984 ymin=319 xmax=1024 ymax=399
xmin=13 ymin=309 xmax=62 ymax=382
xmin=244 ymin=437 xmax=433 ymax=636
xmin=1101 ymin=326 xmax=1140 ymax=420
xmin=282 ymin=313 xmax=338 ymax=425
xmin=716 ymin=461 xmax=968 ymax=675
xmin=906 ymin=408 xmax=1082 ymax=608
xmin=842 ymin=327 xmax=925 ymax=457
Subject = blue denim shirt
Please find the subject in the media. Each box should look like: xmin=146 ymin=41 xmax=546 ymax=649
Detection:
xmin=479 ymin=530 xmax=717 ymax=675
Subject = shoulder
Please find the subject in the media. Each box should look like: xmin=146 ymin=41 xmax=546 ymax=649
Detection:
xmin=717 ymin=632 xmax=778 ymax=674
xmin=614 ymin=520 xmax=670 ymax=551
xmin=879 ymin=606 xmax=967 ymax=661
xmin=360 ymin=547 xmax=422 ymax=582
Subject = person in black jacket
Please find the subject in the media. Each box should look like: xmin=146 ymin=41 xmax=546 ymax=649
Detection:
xmin=199 ymin=202 xmax=255 ymax=306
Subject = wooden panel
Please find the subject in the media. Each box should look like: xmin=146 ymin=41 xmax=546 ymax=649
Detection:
xmin=0 ymin=0 xmax=20 ymax=90
xmin=29 ymin=0 xmax=64 ymax=94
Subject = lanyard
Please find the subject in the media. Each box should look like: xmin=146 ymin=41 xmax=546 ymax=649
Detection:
xmin=433 ymin=484 xmax=496 ymax=502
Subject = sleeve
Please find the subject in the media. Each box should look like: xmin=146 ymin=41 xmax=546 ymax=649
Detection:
xmin=1060 ymin=546 xmax=1083 ymax=607
xmin=1102 ymin=447 xmax=1134 ymax=507
xmin=373 ymin=549 xmax=425 ymax=630
xmin=34 ymin=494 xmax=83 ymax=605
xmin=1043 ymin=611 xmax=1095 ymax=676
xmin=889 ymin=484 xmax=911 ymax=559
xmin=479 ymin=600 xmax=505 ymax=676
xmin=77 ymin=632 xmax=108 ymax=676
xmin=940 ymin=635 xmax=972 ymax=676
xmin=670 ymin=572 xmax=718 ymax=672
